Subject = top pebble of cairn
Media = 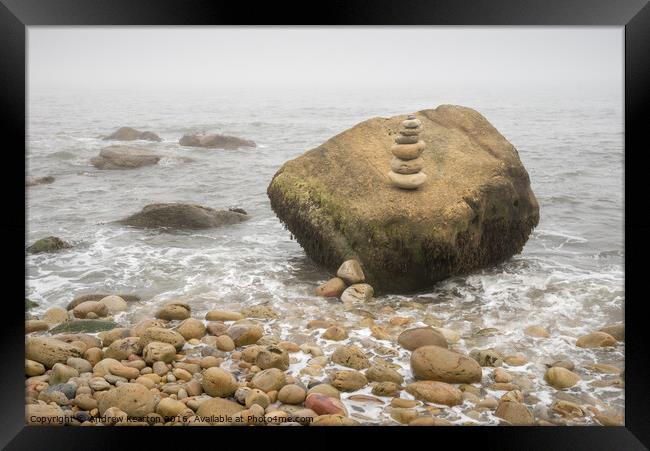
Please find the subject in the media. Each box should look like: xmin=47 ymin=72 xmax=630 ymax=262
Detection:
xmin=387 ymin=114 xmax=427 ymax=189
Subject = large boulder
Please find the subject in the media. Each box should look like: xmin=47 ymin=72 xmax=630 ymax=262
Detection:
xmin=267 ymin=105 xmax=539 ymax=292
xmin=103 ymin=126 xmax=161 ymax=142
xmin=179 ymin=132 xmax=256 ymax=149
xmin=90 ymin=145 xmax=162 ymax=169
xmin=118 ymin=203 xmax=249 ymax=230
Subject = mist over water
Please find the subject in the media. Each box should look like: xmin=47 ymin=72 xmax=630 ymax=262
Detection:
xmin=26 ymin=83 xmax=624 ymax=424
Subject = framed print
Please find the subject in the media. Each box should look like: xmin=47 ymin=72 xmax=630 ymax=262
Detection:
xmin=2 ymin=0 xmax=649 ymax=449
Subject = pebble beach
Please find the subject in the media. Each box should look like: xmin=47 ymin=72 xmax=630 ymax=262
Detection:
xmin=26 ymin=86 xmax=624 ymax=426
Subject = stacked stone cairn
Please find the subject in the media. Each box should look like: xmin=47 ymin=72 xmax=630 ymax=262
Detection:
xmin=387 ymin=114 xmax=427 ymax=190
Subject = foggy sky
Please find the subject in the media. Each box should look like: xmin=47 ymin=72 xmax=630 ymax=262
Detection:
xmin=28 ymin=27 xmax=622 ymax=91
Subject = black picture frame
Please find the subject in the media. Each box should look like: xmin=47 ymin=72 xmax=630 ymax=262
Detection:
xmin=2 ymin=0 xmax=648 ymax=449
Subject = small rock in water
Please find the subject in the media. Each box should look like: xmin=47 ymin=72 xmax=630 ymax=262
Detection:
xmin=255 ymin=346 xmax=290 ymax=370
xmin=322 ymin=326 xmax=348 ymax=341
xmin=576 ymin=332 xmax=617 ymax=348
xmin=544 ymin=367 xmax=580 ymax=389
xmin=470 ymin=348 xmax=503 ymax=367
xmin=98 ymin=295 xmax=128 ymax=313
xmin=495 ymin=401 xmax=534 ymax=425
xmin=120 ymin=203 xmax=249 ymax=230
xmin=90 ymin=145 xmax=162 ymax=169
xmin=331 ymin=345 xmax=370 ymax=370
xmin=406 ymin=381 xmax=462 ymax=406
xmin=340 ymin=283 xmax=374 ymax=306
xmin=72 ymin=301 xmax=109 ymax=319
xmin=584 ymin=363 xmax=621 ymax=375
xmin=227 ymin=323 xmax=264 ymax=346
xmin=26 ymin=175 xmax=55 ymax=187
xmin=179 ymin=132 xmax=255 ymax=149
xmin=305 ymin=393 xmax=347 ymax=416
xmin=547 ymin=360 xmax=575 ymax=371
xmin=103 ymin=126 xmax=161 ymax=142
xmin=551 ymin=400 xmax=585 ymax=418
xmin=155 ymin=302 xmax=191 ymax=321
xmin=371 ymin=381 xmax=401 ymax=397
xmin=390 ymin=408 xmax=418 ymax=424
xmin=307 ymin=384 xmax=340 ymax=399
xmin=397 ymin=327 xmax=448 ymax=351
xmin=411 ymin=346 xmax=482 ymax=383
xmin=493 ymin=368 xmax=513 ymax=383
xmin=365 ymin=365 xmax=404 ymax=384
xmin=524 ymin=325 xmax=550 ymax=338
xmin=240 ymin=304 xmax=278 ymax=319
xmin=205 ymin=310 xmax=244 ymax=321
xmin=26 ymin=236 xmax=72 ymax=254
xmin=503 ymin=355 xmax=528 ymax=366
xmin=330 ymin=369 xmax=368 ymax=391
xmin=598 ymin=323 xmax=624 ymax=341
xmin=315 ymin=277 xmax=347 ymax=298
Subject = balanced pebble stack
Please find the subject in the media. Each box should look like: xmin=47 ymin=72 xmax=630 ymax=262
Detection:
xmin=387 ymin=114 xmax=427 ymax=190
xmin=314 ymin=259 xmax=374 ymax=307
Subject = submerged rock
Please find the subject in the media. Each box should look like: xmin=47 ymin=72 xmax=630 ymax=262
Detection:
xmin=27 ymin=236 xmax=72 ymax=254
xmin=179 ymin=132 xmax=256 ymax=149
xmin=90 ymin=145 xmax=162 ymax=169
xmin=103 ymin=126 xmax=161 ymax=142
xmin=118 ymin=203 xmax=249 ymax=230
xmin=267 ymin=105 xmax=539 ymax=293
xmin=26 ymin=175 xmax=55 ymax=187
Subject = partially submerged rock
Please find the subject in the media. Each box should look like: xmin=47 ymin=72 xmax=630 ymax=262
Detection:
xmin=27 ymin=236 xmax=72 ymax=254
xmin=67 ymin=293 xmax=140 ymax=310
xmin=90 ymin=145 xmax=162 ymax=169
xmin=179 ymin=132 xmax=256 ymax=149
xmin=118 ymin=203 xmax=249 ymax=230
xmin=267 ymin=105 xmax=539 ymax=293
xmin=103 ymin=127 xmax=161 ymax=142
xmin=26 ymin=175 xmax=55 ymax=187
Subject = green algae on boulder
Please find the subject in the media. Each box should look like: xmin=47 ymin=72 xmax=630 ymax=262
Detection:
xmin=118 ymin=203 xmax=249 ymax=230
xmin=50 ymin=319 xmax=119 ymax=334
xmin=267 ymin=105 xmax=539 ymax=293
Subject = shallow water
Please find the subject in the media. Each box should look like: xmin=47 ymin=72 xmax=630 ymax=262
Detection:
xmin=26 ymin=85 xmax=624 ymax=424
